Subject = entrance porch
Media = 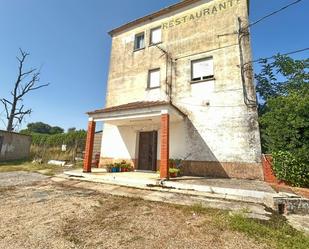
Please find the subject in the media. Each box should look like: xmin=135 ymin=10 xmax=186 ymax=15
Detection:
xmin=84 ymin=101 xmax=185 ymax=179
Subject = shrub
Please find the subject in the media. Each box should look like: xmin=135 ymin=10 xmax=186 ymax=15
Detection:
xmin=29 ymin=131 xmax=87 ymax=162
xmin=272 ymin=151 xmax=309 ymax=187
xmin=31 ymin=130 xmax=86 ymax=148
xmin=169 ymin=168 xmax=180 ymax=174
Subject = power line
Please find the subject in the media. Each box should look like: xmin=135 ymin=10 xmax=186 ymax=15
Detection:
xmin=218 ymin=0 xmax=303 ymax=37
xmin=247 ymin=0 xmax=303 ymax=29
xmin=247 ymin=47 xmax=309 ymax=65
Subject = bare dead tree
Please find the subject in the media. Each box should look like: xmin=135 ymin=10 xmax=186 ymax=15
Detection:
xmin=1 ymin=49 xmax=49 ymax=131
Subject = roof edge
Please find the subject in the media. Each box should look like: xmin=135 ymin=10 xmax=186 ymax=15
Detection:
xmin=108 ymin=0 xmax=250 ymax=37
xmin=108 ymin=0 xmax=201 ymax=36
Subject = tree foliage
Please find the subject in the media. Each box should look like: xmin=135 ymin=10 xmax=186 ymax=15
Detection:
xmin=272 ymin=151 xmax=309 ymax=187
xmin=255 ymin=55 xmax=309 ymax=186
xmin=21 ymin=122 xmax=64 ymax=135
xmin=256 ymin=55 xmax=308 ymax=112
xmin=31 ymin=130 xmax=86 ymax=148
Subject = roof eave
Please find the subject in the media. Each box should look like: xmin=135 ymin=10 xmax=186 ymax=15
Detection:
xmin=108 ymin=0 xmax=201 ymax=37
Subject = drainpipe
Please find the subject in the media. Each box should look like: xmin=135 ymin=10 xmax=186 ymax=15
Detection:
xmin=155 ymin=45 xmax=173 ymax=103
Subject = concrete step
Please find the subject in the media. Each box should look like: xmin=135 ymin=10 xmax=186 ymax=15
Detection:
xmin=63 ymin=171 xmax=274 ymax=208
xmin=62 ymin=171 xmax=309 ymax=215
xmin=52 ymin=176 xmax=272 ymax=220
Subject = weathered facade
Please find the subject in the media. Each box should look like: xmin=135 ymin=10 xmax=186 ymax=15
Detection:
xmin=85 ymin=0 xmax=263 ymax=179
xmin=0 ymin=130 xmax=31 ymax=161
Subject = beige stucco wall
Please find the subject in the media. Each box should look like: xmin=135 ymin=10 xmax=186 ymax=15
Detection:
xmin=100 ymin=0 xmax=262 ymax=178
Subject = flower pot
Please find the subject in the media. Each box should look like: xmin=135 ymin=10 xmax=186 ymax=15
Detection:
xmin=170 ymin=172 xmax=177 ymax=178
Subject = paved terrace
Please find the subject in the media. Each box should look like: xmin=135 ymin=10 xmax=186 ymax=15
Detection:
xmin=63 ymin=169 xmax=280 ymax=208
xmin=62 ymin=169 xmax=309 ymax=216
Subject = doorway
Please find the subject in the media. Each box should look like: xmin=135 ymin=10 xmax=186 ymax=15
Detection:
xmin=138 ymin=131 xmax=157 ymax=171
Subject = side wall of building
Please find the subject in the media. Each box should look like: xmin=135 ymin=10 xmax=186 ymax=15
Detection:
xmin=0 ymin=131 xmax=31 ymax=161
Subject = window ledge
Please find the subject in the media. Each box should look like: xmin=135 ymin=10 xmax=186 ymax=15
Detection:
xmin=133 ymin=47 xmax=145 ymax=52
xmin=190 ymin=77 xmax=215 ymax=84
xmin=146 ymin=86 xmax=161 ymax=90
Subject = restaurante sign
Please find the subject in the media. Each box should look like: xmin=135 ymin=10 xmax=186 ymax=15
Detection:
xmin=162 ymin=0 xmax=241 ymax=29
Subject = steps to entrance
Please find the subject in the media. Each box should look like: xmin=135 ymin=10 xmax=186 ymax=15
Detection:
xmin=63 ymin=170 xmax=309 ymax=215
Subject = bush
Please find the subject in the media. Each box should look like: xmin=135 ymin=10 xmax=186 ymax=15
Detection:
xmin=31 ymin=130 xmax=86 ymax=148
xmin=273 ymin=151 xmax=309 ymax=187
xmin=28 ymin=131 xmax=87 ymax=162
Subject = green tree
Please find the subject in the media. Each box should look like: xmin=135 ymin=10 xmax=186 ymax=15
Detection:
xmin=255 ymin=55 xmax=309 ymax=186
xmin=27 ymin=122 xmax=51 ymax=134
xmin=21 ymin=121 xmax=64 ymax=134
xmin=67 ymin=127 xmax=76 ymax=133
xmin=256 ymin=55 xmax=309 ymax=114
xmin=259 ymin=85 xmax=309 ymax=159
xmin=50 ymin=126 xmax=64 ymax=134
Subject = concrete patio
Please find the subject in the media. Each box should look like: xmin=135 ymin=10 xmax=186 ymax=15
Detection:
xmin=62 ymin=169 xmax=309 ymax=215
xmin=63 ymin=169 xmax=278 ymax=206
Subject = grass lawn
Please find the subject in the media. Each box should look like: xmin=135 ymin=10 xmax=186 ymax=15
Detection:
xmin=0 ymin=160 xmax=82 ymax=176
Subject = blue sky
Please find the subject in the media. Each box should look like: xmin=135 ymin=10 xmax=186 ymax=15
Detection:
xmin=0 ymin=0 xmax=308 ymax=131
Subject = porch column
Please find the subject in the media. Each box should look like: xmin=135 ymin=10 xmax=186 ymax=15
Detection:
xmin=160 ymin=110 xmax=170 ymax=179
xmin=83 ymin=118 xmax=96 ymax=173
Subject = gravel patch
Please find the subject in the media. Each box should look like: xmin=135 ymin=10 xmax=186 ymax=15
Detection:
xmin=0 ymin=171 xmax=48 ymax=187
xmin=0 ymin=179 xmax=267 ymax=249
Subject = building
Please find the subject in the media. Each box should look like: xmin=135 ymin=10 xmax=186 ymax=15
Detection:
xmin=0 ymin=130 xmax=31 ymax=161
xmin=84 ymin=0 xmax=263 ymax=180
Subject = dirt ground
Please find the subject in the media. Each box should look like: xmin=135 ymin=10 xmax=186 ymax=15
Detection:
xmin=0 ymin=173 xmax=268 ymax=249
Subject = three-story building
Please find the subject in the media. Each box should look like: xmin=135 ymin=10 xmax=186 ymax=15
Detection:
xmin=84 ymin=0 xmax=263 ymax=180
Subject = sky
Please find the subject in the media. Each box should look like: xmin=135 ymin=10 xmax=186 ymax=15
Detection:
xmin=0 ymin=0 xmax=308 ymax=131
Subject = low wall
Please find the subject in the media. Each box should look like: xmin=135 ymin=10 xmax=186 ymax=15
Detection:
xmin=99 ymin=157 xmax=264 ymax=180
xmin=0 ymin=130 xmax=31 ymax=161
xmin=92 ymin=131 xmax=102 ymax=159
xmin=261 ymin=154 xmax=277 ymax=183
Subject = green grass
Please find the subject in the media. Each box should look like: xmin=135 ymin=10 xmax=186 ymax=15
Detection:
xmin=229 ymin=212 xmax=309 ymax=249
xmin=185 ymin=204 xmax=309 ymax=249
xmin=0 ymin=161 xmax=82 ymax=176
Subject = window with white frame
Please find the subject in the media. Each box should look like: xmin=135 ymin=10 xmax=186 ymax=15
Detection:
xmin=150 ymin=27 xmax=162 ymax=45
xmin=191 ymin=57 xmax=214 ymax=82
xmin=134 ymin=32 xmax=145 ymax=50
xmin=148 ymin=69 xmax=160 ymax=88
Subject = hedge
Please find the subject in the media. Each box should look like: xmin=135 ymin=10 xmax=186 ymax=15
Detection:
xmin=273 ymin=151 xmax=309 ymax=188
xmin=29 ymin=131 xmax=87 ymax=148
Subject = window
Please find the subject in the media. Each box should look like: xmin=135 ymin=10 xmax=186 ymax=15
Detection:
xmin=150 ymin=27 xmax=162 ymax=45
xmin=191 ymin=57 xmax=214 ymax=82
xmin=148 ymin=69 xmax=160 ymax=89
xmin=134 ymin=32 xmax=145 ymax=50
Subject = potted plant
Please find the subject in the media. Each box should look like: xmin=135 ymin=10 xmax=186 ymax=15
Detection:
xmin=121 ymin=164 xmax=126 ymax=172
xmin=115 ymin=163 xmax=121 ymax=172
xmin=105 ymin=164 xmax=113 ymax=172
xmin=169 ymin=168 xmax=180 ymax=178
xmin=127 ymin=164 xmax=133 ymax=172
xmin=111 ymin=163 xmax=119 ymax=172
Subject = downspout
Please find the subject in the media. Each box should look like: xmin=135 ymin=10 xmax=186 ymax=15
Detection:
xmin=237 ymin=17 xmax=256 ymax=108
xmin=155 ymin=45 xmax=173 ymax=103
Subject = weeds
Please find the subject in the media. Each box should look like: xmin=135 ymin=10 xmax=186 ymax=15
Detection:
xmin=184 ymin=203 xmax=309 ymax=249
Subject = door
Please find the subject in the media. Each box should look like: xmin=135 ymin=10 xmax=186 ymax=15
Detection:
xmin=138 ymin=131 xmax=157 ymax=171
